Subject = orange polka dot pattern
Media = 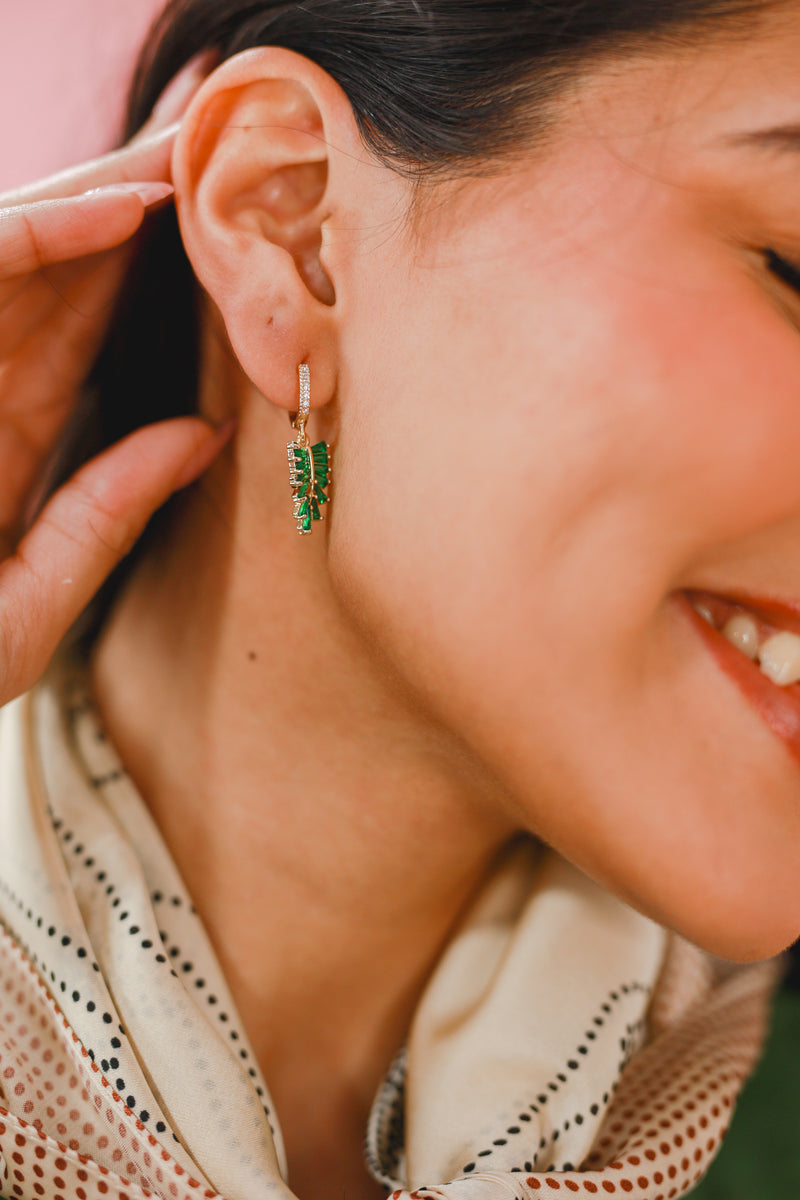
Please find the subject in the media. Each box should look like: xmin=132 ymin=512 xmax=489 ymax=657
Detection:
xmin=377 ymin=957 xmax=776 ymax=1200
xmin=0 ymin=869 xmax=775 ymax=1200
xmin=0 ymin=649 xmax=781 ymax=1200
xmin=0 ymin=927 xmax=240 ymax=1200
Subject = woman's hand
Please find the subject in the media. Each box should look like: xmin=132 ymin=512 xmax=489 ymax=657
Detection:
xmin=0 ymin=51 xmax=233 ymax=707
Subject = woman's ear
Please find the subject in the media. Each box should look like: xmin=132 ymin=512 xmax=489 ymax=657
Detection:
xmin=171 ymin=47 xmax=361 ymax=413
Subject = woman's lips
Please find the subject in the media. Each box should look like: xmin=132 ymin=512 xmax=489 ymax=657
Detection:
xmin=681 ymin=590 xmax=800 ymax=764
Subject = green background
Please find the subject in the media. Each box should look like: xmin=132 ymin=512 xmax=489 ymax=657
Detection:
xmin=691 ymin=985 xmax=800 ymax=1198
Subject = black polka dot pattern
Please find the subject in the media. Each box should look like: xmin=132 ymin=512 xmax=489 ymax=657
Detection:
xmin=0 ymin=653 xmax=284 ymax=1194
xmin=365 ymin=1044 xmax=408 ymax=1188
xmin=459 ymin=983 xmax=650 ymax=1177
xmin=0 ymin=646 xmax=779 ymax=1200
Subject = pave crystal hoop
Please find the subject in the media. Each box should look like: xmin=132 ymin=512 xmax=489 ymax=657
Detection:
xmin=286 ymin=363 xmax=333 ymax=535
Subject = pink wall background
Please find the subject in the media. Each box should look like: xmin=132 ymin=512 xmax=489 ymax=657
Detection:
xmin=0 ymin=0 xmax=166 ymax=193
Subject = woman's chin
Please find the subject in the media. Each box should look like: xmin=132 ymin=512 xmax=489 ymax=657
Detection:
xmin=622 ymin=840 xmax=800 ymax=965
xmin=678 ymin=906 xmax=799 ymax=965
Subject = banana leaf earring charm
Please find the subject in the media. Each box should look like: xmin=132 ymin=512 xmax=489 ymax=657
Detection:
xmin=286 ymin=363 xmax=333 ymax=535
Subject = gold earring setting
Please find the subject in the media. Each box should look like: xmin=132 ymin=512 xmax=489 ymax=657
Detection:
xmin=286 ymin=363 xmax=333 ymax=535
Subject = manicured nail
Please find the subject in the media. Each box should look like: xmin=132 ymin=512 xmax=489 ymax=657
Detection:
xmin=83 ymin=181 xmax=174 ymax=206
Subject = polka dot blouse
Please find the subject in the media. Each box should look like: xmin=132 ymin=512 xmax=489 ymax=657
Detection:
xmin=0 ymin=648 xmax=779 ymax=1200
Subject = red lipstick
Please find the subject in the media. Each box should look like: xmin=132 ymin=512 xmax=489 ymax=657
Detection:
xmin=681 ymin=590 xmax=800 ymax=765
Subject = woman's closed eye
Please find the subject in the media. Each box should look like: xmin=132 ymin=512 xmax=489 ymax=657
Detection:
xmin=764 ymin=248 xmax=800 ymax=297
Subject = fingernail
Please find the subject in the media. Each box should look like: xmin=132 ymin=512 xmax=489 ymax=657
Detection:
xmin=150 ymin=49 xmax=218 ymax=125
xmin=83 ymin=181 xmax=174 ymax=206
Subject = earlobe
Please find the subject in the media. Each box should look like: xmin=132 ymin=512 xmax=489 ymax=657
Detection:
xmin=170 ymin=48 xmax=346 ymax=412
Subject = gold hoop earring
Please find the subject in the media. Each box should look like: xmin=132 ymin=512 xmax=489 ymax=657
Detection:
xmin=286 ymin=363 xmax=333 ymax=535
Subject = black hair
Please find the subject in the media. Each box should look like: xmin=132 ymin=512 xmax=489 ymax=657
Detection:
xmin=49 ymin=0 xmax=769 ymax=649
xmin=127 ymin=0 xmax=768 ymax=171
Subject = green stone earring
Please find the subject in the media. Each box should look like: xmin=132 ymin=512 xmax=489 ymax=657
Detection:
xmin=286 ymin=363 xmax=333 ymax=535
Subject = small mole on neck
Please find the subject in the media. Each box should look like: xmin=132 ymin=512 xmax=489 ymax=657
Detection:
xmin=247 ymin=650 xmax=257 ymax=662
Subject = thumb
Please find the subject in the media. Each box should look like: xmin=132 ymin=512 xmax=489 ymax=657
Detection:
xmin=0 ymin=416 xmax=235 ymax=705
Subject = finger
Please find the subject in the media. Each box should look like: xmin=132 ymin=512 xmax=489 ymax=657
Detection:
xmin=0 ymin=186 xmax=172 ymax=279
xmin=0 ymin=243 xmax=142 ymax=532
xmin=0 ymin=123 xmax=179 ymax=209
xmin=133 ymin=49 xmax=218 ymax=138
xmin=0 ymin=416 xmax=235 ymax=704
xmin=0 ymin=242 xmax=143 ymax=531
xmin=0 ymin=51 xmax=217 ymax=212
xmin=0 ymin=237 xmax=133 ymax=378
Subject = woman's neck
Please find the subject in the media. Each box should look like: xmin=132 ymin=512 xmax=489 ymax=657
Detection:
xmin=87 ymin=353 xmax=516 ymax=1164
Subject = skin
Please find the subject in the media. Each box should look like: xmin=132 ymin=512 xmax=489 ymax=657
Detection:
xmin=0 ymin=52 xmax=232 ymax=702
xmin=6 ymin=7 xmax=800 ymax=1200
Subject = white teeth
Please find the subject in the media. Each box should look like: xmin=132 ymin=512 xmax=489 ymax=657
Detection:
xmin=693 ymin=595 xmax=800 ymax=687
xmin=758 ymin=631 xmax=800 ymax=686
xmin=722 ymin=613 xmax=760 ymax=660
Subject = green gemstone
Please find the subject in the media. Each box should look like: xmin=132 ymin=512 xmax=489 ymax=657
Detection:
xmin=291 ymin=441 xmax=331 ymax=531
